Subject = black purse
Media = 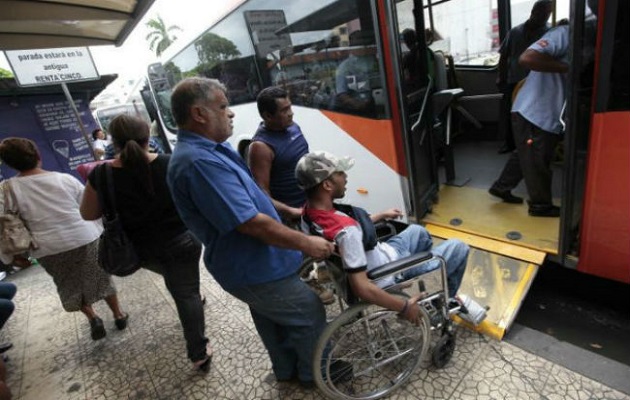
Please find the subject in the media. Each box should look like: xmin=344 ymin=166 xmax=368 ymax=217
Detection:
xmin=95 ymin=163 xmax=140 ymax=277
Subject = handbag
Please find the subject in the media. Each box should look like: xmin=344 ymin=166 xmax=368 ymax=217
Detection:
xmin=95 ymin=163 xmax=140 ymax=277
xmin=0 ymin=179 xmax=39 ymax=255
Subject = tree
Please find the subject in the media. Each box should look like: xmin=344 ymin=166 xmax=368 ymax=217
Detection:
xmin=145 ymin=15 xmax=182 ymax=57
xmin=0 ymin=67 xmax=13 ymax=78
xmin=194 ymin=32 xmax=241 ymax=69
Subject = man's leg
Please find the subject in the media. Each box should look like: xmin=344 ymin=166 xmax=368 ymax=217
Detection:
xmin=515 ymin=116 xmax=560 ymax=207
xmin=0 ymin=283 xmax=16 ymax=331
xmin=490 ymin=112 xmax=528 ymax=197
xmin=388 ymin=225 xmax=445 ymax=281
xmin=228 ymin=275 xmax=326 ymax=383
xmin=498 ymin=84 xmax=516 ymax=153
xmin=0 ymin=283 xmax=16 ymax=301
xmin=430 ymin=240 xmax=469 ymax=297
xmin=386 ymin=225 xmax=433 ymax=258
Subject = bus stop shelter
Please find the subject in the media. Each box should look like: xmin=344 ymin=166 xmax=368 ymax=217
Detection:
xmin=0 ymin=0 xmax=155 ymax=50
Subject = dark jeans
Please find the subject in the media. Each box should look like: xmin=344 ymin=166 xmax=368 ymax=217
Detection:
xmin=227 ymin=274 xmax=326 ymax=382
xmin=136 ymin=231 xmax=207 ymax=362
xmin=492 ymin=113 xmax=560 ymax=206
xmin=498 ymin=83 xmax=518 ymax=150
xmin=0 ymin=282 xmax=16 ymax=331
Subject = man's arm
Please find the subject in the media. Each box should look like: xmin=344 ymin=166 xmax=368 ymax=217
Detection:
xmin=337 ymin=228 xmax=423 ymax=325
xmin=248 ymin=141 xmax=302 ymax=220
xmin=519 ymin=48 xmax=569 ymax=73
xmin=348 ymin=270 xmax=425 ymax=325
xmin=236 ymin=213 xmax=333 ymax=259
xmin=370 ymin=208 xmax=402 ymax=223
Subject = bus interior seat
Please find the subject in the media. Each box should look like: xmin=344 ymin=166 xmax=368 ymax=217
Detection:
xmin=431 ymin=51 xmax=482 ymax=145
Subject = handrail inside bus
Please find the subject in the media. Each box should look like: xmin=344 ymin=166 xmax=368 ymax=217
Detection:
xmin=412 ymin=75 xmax=434 ymax=144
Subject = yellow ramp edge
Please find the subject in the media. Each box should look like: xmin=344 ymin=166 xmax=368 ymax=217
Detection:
xmin=426 ymin=224 xmax=545 ymax=340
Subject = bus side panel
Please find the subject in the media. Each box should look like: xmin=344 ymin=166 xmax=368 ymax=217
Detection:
xmin=579 ymin=111 xmax=630 ymax=284
xmin=230 ymin=104 xmax=409 ymax=216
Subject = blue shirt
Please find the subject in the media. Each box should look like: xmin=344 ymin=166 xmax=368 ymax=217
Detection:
xmin=252 ymin=122 xmax=309 ymax=208
xmin=167 ymin=130 xmax=302 ymax=290
xmin=512 ymin=25 xmax=570 ymax=134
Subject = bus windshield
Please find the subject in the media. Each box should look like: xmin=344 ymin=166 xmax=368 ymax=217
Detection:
xmin=148 ymin=0 xmax=390 ymax=133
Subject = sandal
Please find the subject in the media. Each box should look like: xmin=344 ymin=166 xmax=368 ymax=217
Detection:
xmin=115 ymin=313 xmax=129 ymax=330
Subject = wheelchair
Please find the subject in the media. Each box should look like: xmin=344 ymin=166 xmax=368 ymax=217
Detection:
xmin=298 ymin=221 xmax=465 ymax=400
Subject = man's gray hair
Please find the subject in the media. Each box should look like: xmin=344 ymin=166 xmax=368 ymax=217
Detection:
xmin=171 ymin=77 xmax=227 ymax=126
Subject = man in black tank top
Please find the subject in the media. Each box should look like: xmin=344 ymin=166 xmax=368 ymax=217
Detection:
xmin=248 ymin=87 xmax=309 ymax=224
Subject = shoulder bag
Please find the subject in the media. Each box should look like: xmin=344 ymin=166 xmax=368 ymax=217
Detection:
xmin=0 ymin=179 xmax=39 ymax=256
xmin=95 ymin=163 xmax=140 ymax=277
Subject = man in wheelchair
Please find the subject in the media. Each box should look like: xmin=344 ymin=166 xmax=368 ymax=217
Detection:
xmin=295 ymin=151 xmax=471 ymax=324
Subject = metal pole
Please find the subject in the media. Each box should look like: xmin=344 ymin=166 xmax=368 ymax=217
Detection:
xmin=61 ymin=82 xmax=97 ymax=161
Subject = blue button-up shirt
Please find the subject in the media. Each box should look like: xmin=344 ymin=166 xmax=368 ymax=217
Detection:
xmin=167 ymin=130 xmax=301 ymax=290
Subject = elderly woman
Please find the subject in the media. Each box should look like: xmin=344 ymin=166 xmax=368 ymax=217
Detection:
xmin=80 ymin=114 xmax=211 ymax=372
xmin=0 ymin=138 xmax=127 ymax=341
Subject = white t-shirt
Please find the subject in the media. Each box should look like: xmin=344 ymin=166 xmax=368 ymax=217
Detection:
xmin=93 ymin=138 xmax=110 ymax=152
xmin=0 ymin=172 xmax=102 ymax=264
xmin=332 ymin=212 xmax=399 ymax=287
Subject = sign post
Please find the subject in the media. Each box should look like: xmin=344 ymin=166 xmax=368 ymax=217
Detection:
xmin=4 ymin=47 xmax=101 ymax=160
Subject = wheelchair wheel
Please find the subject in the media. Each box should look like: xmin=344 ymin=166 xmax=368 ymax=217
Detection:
xmin=431 ymin=331 xmax=456 ymax=369
xmin=312 ymin=296 xmax=431 ymax=400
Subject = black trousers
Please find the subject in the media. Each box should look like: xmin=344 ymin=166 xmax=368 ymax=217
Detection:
xmin=492 ymin=113 xmax=560 ymax=206
xmin=498 ymin=83 xmax=518 ymax=150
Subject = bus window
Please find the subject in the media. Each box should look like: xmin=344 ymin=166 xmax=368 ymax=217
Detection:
xmin=149 ymin=0 xmax=389 ymax=129
xmin=251 ymin=0 xmax=387 ymax=119
xmin=419 ymin=0 xmax=500 ymax=66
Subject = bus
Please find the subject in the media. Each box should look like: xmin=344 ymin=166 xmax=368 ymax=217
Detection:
xmin=146 ymin=0 xmax=629 ymax=338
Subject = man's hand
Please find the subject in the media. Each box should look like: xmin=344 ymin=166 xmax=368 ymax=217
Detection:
xmin=371 ymin=208 xmax=403 ymax=222
xmin=285 ymin=206 xmax=303 ymax=222
xmin=381 ymin=208 xmax=403 ymax=219
xmin=302 ymin=236 xmax=335 ymax=259
xmin=400 ymin=293 xmax=426 ymax=325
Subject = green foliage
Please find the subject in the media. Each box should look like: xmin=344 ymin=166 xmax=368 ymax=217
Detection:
xmin=194 ymin=32 xmax=241 ymax=69
xmin=0 ymin=67 xmax=13 ymax=78
xmin=145 ymin=15 xmax=182 ymax=57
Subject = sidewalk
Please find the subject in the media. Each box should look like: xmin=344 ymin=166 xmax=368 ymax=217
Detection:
xmin=1 ymin=265 xmax=628 ymax=400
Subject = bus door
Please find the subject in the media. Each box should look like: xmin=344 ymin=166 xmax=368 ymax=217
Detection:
xmin=388 ymin=0 xmax=439 ymax=218
xmin=389 ymin=0 xmax=550 ymax=339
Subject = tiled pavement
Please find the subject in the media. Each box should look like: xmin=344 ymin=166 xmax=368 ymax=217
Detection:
xmin=1 ymin=265 xmax=629 ymax=400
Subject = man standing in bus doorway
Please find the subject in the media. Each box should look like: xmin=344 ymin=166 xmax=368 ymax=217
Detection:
xmin=248 ymin=87 xmax=309 ymax=224
xmin=166 ymin=77 xmax=335 ymax=387
xmin=495 ymin=0 xmax=553 ymax=154
xmin=489 ymin=22 xmax=570 ymax=217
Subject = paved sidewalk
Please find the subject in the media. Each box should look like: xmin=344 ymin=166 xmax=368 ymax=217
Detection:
xmin=1 ymin=265 xmax=628 ymax=400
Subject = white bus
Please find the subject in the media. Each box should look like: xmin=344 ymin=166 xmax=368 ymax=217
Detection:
xmin=146 ymin=0 xmax=630 ymax=338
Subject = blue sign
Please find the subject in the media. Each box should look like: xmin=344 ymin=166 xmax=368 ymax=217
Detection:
xmin=0 ymin=94 xmax=98 ymax=181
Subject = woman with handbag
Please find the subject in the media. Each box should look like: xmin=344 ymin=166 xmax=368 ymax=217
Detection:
xmin=80 ymin=114 xmax=211 ymax=372
xmin=0 ymin=138 xmax=128 ymax=341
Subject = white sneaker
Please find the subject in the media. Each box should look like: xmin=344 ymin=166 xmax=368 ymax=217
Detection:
xmin=0 ymin=271 xmax=6 ymax=281
xmin=455 ymin=294 xmax=488 ymax=325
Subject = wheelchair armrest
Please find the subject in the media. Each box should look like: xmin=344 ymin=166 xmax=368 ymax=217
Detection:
xmin=367 ymin=251 xmax=433 ymax=280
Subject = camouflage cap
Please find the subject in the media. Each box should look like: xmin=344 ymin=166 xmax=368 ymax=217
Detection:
xmin=295 ymin=151 xmax=355 ymax=189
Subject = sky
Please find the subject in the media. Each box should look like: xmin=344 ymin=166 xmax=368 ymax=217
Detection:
xmin=0 ymin=0 xmax=239 ymax=80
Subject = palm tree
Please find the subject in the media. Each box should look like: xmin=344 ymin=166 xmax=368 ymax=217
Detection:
xmin=145 ymin=15 xmax=182 ymax=57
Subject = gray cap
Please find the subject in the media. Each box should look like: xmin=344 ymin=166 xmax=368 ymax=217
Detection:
xmin=295 ymin=151 xmax=355 ymax=189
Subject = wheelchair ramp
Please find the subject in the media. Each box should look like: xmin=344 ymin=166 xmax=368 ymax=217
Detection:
xmin=426 ymin=224 xmax=545 ymax=340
